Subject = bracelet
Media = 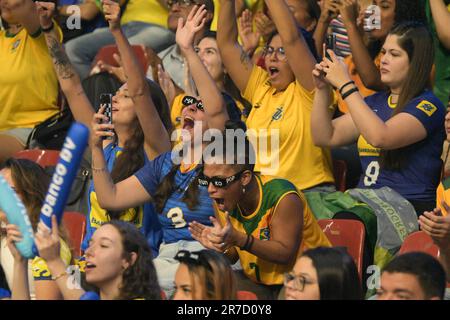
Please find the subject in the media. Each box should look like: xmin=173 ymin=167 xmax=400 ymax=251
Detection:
xmin=341 ymin=86 xmax=359 ymax=100
xmin=247 ymin=235 xmax=254 ymax=251
xmin=51 ymin=271 xmax=68 ymax=281
xmin=41 ymin=22 xmax=55 ymax=33
xmin=240 ymin=234 xmax=250 ymax=251
xmin=338 ymin=80 xmax=355 ymax=95
xmin=91 ymin=166 xmax=108 ymax=173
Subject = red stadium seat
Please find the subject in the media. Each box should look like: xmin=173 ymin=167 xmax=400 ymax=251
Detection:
xmin=332 ymin=159 xmax=348 ymax=192
xmin=236 ymin=290 xmax=258 ymax=300
xmin=318 ymin=219 xmax=365 ymax=279
xmin=94 ymin=45 xmax=149 ymax=72
xmin=13 ymin=149 xmax=60 ymax=168
xmin=62 ymin=211 xmax=86 ymax=257
xmin=398 ymin=231 xmax=439 ymax=257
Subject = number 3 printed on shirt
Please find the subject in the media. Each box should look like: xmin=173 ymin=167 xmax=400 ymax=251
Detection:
xmin=167 ymin=207 xmax=187 ymax=228
xmin=364 ymin=161 xmax=380 ymax=186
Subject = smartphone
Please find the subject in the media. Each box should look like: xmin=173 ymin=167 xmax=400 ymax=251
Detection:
xmin=325 ymin=34 xmax=336 ymax=60
xmin=99 ymin=93 xmax=113 ymax=140
xmin=363 ymin=5 xmax=381 ymax=32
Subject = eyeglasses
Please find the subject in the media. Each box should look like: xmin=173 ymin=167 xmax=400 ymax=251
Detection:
xmin=182 ymin=96 xmax=204 ymax=112
xmin=263 ymin=46 xmax=287 ymax=61
xmin=167 ymin=0 xmax=201 ymax=8
xmin=283 ymin=272 xmax=311 ymax=292
xmin=197 ymin=170 xmax=244 ymax=188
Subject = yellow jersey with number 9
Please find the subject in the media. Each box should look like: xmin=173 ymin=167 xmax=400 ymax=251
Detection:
xmin=0 ymin=28 xmax=61 ymax=131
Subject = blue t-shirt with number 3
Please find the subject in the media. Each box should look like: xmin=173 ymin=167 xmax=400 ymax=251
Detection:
xmin=357 ymin=89 xmax=445 ymax=202
xmin=134 ymin=152 xmax=214 ymax=244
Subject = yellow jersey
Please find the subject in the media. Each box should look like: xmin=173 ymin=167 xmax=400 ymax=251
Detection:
xmin=216 ymin=175 xmax=330 ymax=285
xmin=243 ymin=66 xmax=334 ymax=191
xmin=0 ymin=28 xmax=60 ymax=130
xmin=120 ymin=0 xmax=168 ymax=27
xmin=436 ymin=177 xmax=450 ymax=217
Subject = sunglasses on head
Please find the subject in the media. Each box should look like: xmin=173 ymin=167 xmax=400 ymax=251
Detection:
xmin=197 ymin=170 xmax=245 ymax=188
xmin=182 ymin=96 xmax=204 ymax=112
xmin=174 ymin=250 xmax=213 ymax=270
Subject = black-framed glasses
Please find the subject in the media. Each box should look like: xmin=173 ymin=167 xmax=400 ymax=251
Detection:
xmin=197 ymin=170 xmax=245 ymax=188
xmin=263 ymin=46 xmax=287 ymax=61
xmin=182 ymin=96 xmax=204 ymax=112
xmin=283 ymin=272 xmax=310 ymax=292
xmin=167 ymin=0 xmax=201 ymax=8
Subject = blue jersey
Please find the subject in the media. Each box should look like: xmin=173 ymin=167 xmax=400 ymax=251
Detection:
xmin=83 ymin=144 xmax=162 ymax=256
xmin=357 ymin=90 xmax=445 ymax=201
xmin=134 ymin=152 xmax=214 ymax=244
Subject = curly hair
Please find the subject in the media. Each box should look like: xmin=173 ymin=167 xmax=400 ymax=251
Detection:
xmin=105 ymin=220 xmax=161 ymax=300
xmin=1 ymin=158 xmax=49 ymax=230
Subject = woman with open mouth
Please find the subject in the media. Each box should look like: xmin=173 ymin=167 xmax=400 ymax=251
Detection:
xmin=189 ymin=120 xmax=331 ymax=300
xmin=90 ymin=4 xmax=240 ymax=298
xmin=216 ymin=0 xmax=335 ymax=194
xmin=311 ymin=22 xmax=445 ymax=216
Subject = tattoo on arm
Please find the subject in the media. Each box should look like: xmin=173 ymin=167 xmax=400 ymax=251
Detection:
xmin=46 ymin=35 xmax=76 ymax=80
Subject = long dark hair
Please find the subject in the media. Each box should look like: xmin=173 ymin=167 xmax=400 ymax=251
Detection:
xmin=106 ymin=220 xmax=161 ymax=300
xmin=379 ymin=22 xmax=434 ymax=170
xmin=302 ymin=247 xmax=363 ymax=300
xmin=107 ymin=79 xmax=172 ymax=219
xmin=175 ymin=250 xmax=237 ymax=300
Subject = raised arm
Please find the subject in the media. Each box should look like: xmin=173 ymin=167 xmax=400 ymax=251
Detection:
xmin=176 ymin=5 xmax=229 ymax=131
xmin=430 ymin=0 xmax=450 ymax=50
xmin=217 ymin=0 xmax=253 ymax=92
xmin=36 ymin=2 xmax=94 ymax=128
xmin=34 ymin=216 xmax=85 ymax=300
xmin=311 ymin=58 xmax=359 ymax=147
xmin=339 ymin=0 xmax=386 ymax=91
xmin=103 ymin=0 xmax=171 ymax=159
xmin=90 ymin=109 xmax=152 ymax=211
xmin=264 ymin=0 xmax=316 ymax=91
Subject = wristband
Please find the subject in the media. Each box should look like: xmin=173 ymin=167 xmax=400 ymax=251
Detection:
xmin=240 ymin=234 xmax=250 ymax=251
xmin=338 ymin=80 xmax=355 ymax=95
xmin=341 ymin=87 xmax=359 ymax=100
xmin=41 ymin=22 xmax=54 ymax=33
